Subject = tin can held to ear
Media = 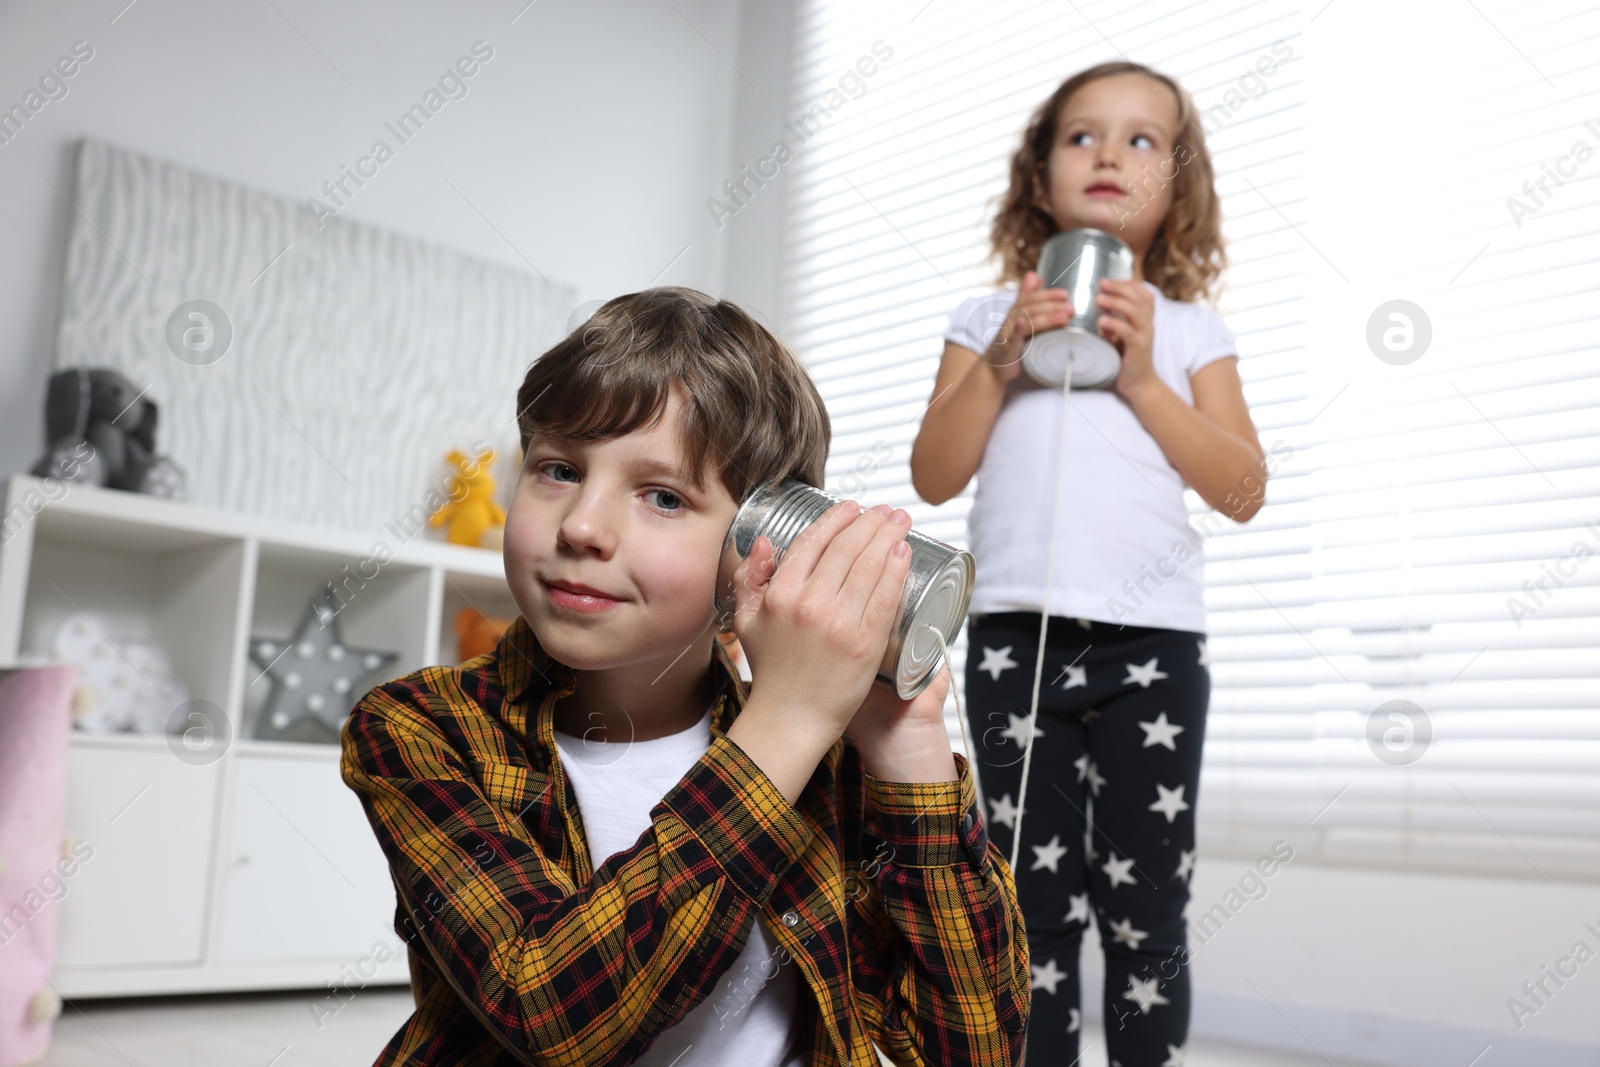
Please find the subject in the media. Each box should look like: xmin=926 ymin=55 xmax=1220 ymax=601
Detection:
xmin=1020 ymin=227 xmax=1136 ymax=390
xmin=714 ymin=477 xmax=974 ymax=699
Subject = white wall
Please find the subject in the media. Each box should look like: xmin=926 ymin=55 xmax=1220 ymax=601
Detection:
xmin=0 ymin=0 xmax=744 ymax=478
xmin=716 ymin=0 xmax=797 ymax=334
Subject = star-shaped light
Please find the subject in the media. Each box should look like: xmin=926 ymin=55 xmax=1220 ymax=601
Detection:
xmin=1148 ymin=783 xmax=1191 ymax=823
xmin=1138 ymin=711 xmax=1185 ymax=751
xmin=1175 ymin=848 xmax=1196 ymax=880
xmin=999 ymin=710 xmax=1043 ymax=751
xmin=1163 ymin=1043 xmax=1187 ymax=1066
xmin=1064 ymin=893 xmax=1090 ymax=924
xmin=977 ymin=645 xmax=1018 ymax=681
xmin=1031 ymin=957 xmax=1067 ymax=995
xmin=1075 ymin=617 xmax=1092 ymax=630
xmin=988 ymin=793 xmax=1020 ymax=830
xmin=1123 ymin=975 xmax=1170 ymax=1013
xmin=1031 ymin=834 xmax=1068 ymax=873
xmin=1067 ymin=1007 xmax=1082 ymax=1032
xmin=1053 ymin=662 xmax=1087 ymax=690
xmin=1196 ymin=639 xmax=1209 ymax=667
xmin=1101 ymin=852 xmax=1137 ymax=888
xmin=1108 ymin=916 xmax=1148 ymax=949
xmin=1124 ymin=657 xmax=1169 ymax=688
xmin=1086 ymin=760 xmax=1107 ymax=797
xmin=1073 ymin=753 xmax=1089 ymax=782
xmin=250 ymin=586 xmax=399 ymax=741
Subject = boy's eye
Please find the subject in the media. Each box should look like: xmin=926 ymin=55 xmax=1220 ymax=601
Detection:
xmin=534 ymin=461 xmax=686 ymax=515
xmin=647 ymin=489 xmax=685 ymax=513
xmin=1132 ymin=133 xmax=1155 ymax=149
xmin=539 ymin=460 xmax=579 ymax=483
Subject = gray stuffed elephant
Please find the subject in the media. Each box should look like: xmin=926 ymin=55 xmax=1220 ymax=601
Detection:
xmin=29 ymin=367 xmax=187 ymax=499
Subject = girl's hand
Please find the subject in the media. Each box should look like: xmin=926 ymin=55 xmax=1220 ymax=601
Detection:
xmin=1096 ymin=277 xmax=1158 ymax=399
xmin=980 ymin=271 xmax=1073 ymax=384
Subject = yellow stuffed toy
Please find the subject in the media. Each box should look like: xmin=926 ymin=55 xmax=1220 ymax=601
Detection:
xmin=429 ymin=448 xmax=506 ymax=549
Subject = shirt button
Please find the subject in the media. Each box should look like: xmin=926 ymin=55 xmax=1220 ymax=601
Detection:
xmin=962 ymin=810 xmax=975 ymax=833
xmin=781 ymin=910 xmax=800 ymax=927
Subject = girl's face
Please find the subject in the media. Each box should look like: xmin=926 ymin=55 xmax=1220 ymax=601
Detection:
xmin=1039 ymin=73 xmax=1182 ymax=257
xmin=502 ymin=383 xmax=740 ymax=672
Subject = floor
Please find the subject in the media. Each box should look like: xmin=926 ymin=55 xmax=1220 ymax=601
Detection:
xmin=34 ymin=986 xmax=1365 ymax=1067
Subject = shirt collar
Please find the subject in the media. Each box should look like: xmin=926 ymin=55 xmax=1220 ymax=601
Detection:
xmin=495 ymin=614 xmax=747 ymax=745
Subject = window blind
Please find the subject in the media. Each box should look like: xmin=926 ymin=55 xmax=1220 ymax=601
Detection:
xmin=774 ymin=0 xmax=1600 ymax=881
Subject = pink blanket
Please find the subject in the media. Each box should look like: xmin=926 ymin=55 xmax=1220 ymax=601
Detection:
xmin=0 ymin=666 xmax=78 ymax=1067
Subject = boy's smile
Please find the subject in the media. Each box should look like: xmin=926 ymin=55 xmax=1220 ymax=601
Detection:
xmin=503 ymin=383 xmax=743 ymax=743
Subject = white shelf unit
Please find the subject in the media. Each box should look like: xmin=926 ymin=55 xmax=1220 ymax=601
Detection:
xmin=0 ymin=474 xmax=519 ymax=998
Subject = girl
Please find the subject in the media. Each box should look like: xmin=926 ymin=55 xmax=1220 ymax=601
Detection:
xmin=910 ymin=62 xmax=1266 ymax=1065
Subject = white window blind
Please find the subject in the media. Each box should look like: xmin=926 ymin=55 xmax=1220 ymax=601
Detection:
xmin=774 ymin=0 xmax=1600 ymax=882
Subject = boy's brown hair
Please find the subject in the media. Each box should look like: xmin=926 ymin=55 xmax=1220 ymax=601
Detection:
xmin=515 ymin=286 xmax=831 ymax=505
xmin=988 ymin=61 xmax=1228 ymax=306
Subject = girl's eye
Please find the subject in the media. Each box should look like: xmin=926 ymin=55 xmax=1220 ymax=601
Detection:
xmin=1065 ymin=131 xmax=1157 ymax=149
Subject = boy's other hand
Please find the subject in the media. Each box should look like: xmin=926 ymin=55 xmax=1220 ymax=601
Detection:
xmin=844 ymin=657 xmax=958 ymax=783
xmin=730 ymin=499 xmax=913 ymax=744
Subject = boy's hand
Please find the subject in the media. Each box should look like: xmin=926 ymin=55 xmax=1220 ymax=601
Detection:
xmin=980 ymin=270 xmax=1073 ymax=384
xmin=729 ymin=500 xmax=913 ymax=745
xmin=845 ymin=658 xmax=959 ymax=783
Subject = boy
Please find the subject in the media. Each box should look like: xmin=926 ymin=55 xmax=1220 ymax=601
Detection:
xmin=340 ymin=287 xmax=1030 ymax=1066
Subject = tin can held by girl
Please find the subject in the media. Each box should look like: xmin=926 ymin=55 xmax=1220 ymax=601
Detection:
xmin=1021 ymin=227 xmax=1136 ymax=390
xmin=714 ymin=477 xmax=974 ymax=699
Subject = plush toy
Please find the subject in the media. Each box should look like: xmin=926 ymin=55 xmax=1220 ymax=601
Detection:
xmin=51 ymin=613 xmax=189 ymax=734
xmin=429 ymin=448 xmax=506 ymax=549
xmin=455 ymin=607 xmax=514 ymax=663
xmin=0 ymin=665 xmax=77 ymax=1067
xmin=28 ymin=367 xmax=187 ymax=499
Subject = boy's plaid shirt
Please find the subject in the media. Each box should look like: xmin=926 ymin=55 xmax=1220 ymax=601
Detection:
xmin=340 ymin=614 xmax=1030 ymax=1066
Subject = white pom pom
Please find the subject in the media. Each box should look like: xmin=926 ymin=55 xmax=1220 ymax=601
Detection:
xmin=29 ymin=986 xmax=63 ymax=1025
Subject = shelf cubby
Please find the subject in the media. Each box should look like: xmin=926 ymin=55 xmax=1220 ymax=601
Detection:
xmin=0 ymin=473 xmax=514 ymax=997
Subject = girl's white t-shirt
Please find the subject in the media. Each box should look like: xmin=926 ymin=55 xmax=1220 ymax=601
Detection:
xmin=942 ymin=281 xmax=1238 ymax=634
xmin=553 ymin=705 xmax=808 ymax=1067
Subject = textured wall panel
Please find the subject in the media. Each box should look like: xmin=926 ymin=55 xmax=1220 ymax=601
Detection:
xmin=51 ymin=138 xmax=575 ymax=534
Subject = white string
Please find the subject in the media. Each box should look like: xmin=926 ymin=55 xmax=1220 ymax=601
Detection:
xmin=921 ymin=624 xmax=977 ymax=776
xmin=911 ymin=353 xmax=1074 ymax=875
xmin=1006 ymin=359 xmax=1075 ymax=873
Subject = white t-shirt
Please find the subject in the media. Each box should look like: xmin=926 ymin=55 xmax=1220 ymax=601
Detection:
xmin=942 ymin=281 xmax=1238 ymax=633
xmin=553 ymin=705 xmax=808 ymax=1067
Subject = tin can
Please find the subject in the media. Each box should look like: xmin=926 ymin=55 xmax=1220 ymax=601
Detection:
xmin=714 ymin=477 xmax=973 ymax=699
xmin=1020 ymin=227 xmax=1136 ymax=389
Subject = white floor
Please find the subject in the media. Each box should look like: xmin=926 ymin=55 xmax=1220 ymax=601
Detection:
xmin=35 ymin=986 xmax=1362 ymax=1066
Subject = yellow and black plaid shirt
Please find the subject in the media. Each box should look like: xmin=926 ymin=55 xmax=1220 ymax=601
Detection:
xmin=340 ymin=613 xmax=1029 ymax=1066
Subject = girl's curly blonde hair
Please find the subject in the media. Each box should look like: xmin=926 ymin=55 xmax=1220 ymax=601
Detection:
xmin=988 ymin=62 xmax=1227 ymax=306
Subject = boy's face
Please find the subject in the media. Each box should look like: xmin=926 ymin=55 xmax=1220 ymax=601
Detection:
xmin=503 ymin=384 xmax=742 ymax=673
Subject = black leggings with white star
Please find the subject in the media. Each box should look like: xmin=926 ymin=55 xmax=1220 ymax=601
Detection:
xmin=961 ymin=611 xmax=1208 ymax=1067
